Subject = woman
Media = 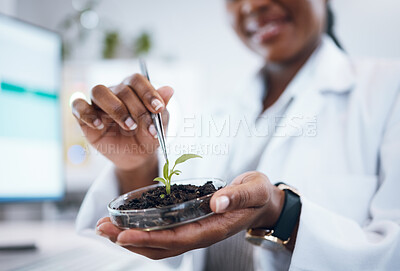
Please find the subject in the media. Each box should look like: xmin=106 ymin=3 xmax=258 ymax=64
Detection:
xmin=73 ymin=0 xmax=400 ymax=270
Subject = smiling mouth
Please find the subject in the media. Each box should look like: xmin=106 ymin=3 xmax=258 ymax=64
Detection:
xmin=246 ymin=17 xmax=289 ymax=44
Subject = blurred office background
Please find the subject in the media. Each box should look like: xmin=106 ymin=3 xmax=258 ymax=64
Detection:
xmin=0 ymin=0 xmax=399 ymax=222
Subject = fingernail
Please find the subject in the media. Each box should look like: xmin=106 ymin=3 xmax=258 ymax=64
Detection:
xmin=72 ymin=110 xmax=80 ymax=119
xmin=96 ymin=219 xmax=103 ymax=227
xmin=148 ymin=124 xmax=157 ymax=138
xmin=117 ymin=241 xmax=137 ymax=247
xmin=125 ymin=117 xmax=137 ymax=130
xmin=93 ymin=118 xmax=104 ymax=130
xmin=95 ymin=226 xmax=107 ymax=237
xmin=96 ymin=224 xmax=103 ymax=232
xmin=151 ymin=99 xmax=164 ymax=111
xmin=215 ymin=196 xmax=230 ymax=213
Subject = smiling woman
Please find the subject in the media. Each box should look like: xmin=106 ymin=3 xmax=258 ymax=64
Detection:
xmin=226 ymin=0 xmax=326 ymax=63
xmin=74 ymin=0 xmax=400 ymax=270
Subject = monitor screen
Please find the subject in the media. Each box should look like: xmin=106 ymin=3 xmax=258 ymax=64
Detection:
xmin=0 ymin=14 xmax=63 ymax=201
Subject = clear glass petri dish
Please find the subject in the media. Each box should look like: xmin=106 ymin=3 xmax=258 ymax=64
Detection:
xmin=108 ymin=178 xmax=226 ymax=231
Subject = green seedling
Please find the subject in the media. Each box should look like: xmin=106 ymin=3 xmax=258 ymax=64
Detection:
xmin=153 ymin=154 xmax=202 ymax=195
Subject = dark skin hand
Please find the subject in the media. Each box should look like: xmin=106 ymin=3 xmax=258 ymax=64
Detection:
xmin=96 ymin=171 xmax=287 ymax=259
xmin=71 ymin=74 xmax=174 ymax=193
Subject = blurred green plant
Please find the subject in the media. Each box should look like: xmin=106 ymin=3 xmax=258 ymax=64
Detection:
xmin=133 ymin=32 xmax=152 ymax=57
xmin=57 ymin=0 xmax=154 ymax=60
xmin=102 ymin=31 xmax=120 ymax=59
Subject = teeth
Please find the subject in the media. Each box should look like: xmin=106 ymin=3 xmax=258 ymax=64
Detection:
xmin=260 ymin=22 xmax=278 ymax=34
xmin=252 ymin=21 xmax=280 ymax=42
xmin=246 ymin=18 xmax=284 ymax=33
xmin=247 ymin=20 xmax=259 ymax=32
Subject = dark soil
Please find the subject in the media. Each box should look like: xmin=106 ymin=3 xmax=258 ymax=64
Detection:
xmin=117 ymin=181 xmax=218 ymax=210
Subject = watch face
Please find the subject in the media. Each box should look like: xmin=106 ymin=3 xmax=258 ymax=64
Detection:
xmin=245 ymin=235 xmax=286 ymax=251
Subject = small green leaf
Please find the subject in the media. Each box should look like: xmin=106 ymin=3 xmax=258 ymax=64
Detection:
xmin=160 ymin=194 xmax=165 ymax=199
xmin=154 ymin=154 xmax=201 ymax=195
xmin=154 ymin=177 xmax=167 ymax=186
xmin=168 ymin=170 xmax=182 ymax=180
xmin=174 ymin=154 xmax=202 ymax=166
xmin=163 ymin=160 xmax=169 ymax=181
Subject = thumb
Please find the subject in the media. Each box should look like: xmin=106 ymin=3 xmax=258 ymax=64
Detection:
xmin=157 ymin=86 xmax=174 ymax=106
xmin=210 ymin=172 xmax=271 ymax=214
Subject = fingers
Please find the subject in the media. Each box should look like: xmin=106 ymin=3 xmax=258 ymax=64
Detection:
xmin=72 ymin=73 xmax=174 ymax=135
xmin=96 ymin=210 xmax=253 ymax=260
xmin=89 ymin=81 xmax=174 ymax=135
xmin=116 ymin=228 xmax=181 ymax=249
xmin=157 ymin=86 xmax=174 ymax=106
xmin=115 ymin=216 xmax=227 ymax=250
xmin=124 ymin=74 xmax=166 ymax=114
xmin=96 ymin=219 xmax=122 ymax=242
xmin=121 ymin=246 xmax=184 ymax=260
xmin=96 ymin=216 xmax=111 ymax=227
xmin=91 ymin=84 xmax=138 ymax=131
xmin=95 ymin=218 xmax=190 ymax=260
xmin=210 ymin=171 xmax=271 ymax=213
xmin=113 ymin=209 xmax=251 ymax=250
xmin=110 ymin=84 xmax=173 ymax=138
xmin=111 ymin=84 xmax=153 ymax=137
xmin=156 ymin=86 xmax=172 ymax=130
xmin=71 ymin=98 xmax=104 ymax=130
xmin=95 ymin=220 xmax=175 ymax=249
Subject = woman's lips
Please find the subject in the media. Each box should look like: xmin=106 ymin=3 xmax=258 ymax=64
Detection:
xmin=246 ymin=19 xmax=288 ymax=44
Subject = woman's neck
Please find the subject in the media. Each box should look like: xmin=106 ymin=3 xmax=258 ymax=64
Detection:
xmin=261 ymin=39 xmax=321 ymax=111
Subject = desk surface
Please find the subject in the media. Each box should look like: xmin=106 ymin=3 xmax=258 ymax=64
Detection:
xmin=0 ymin=221 xmax=188 ymax=270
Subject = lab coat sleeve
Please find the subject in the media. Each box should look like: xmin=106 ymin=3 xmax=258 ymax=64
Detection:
xmin=288 ymin=90 xmax=400 ymax=270
xmin=75 ymin=162 xmax=119 ymax=235
xmin=75 ymin=160 xmax=185 ymax=269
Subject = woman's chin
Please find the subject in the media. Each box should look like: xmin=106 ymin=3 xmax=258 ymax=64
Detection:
xmin=251 ymin=45 xmax=296 ymax=64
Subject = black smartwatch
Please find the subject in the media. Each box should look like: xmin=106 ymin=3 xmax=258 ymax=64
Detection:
xmin=245 ymin=182 xmax=301 ymax=249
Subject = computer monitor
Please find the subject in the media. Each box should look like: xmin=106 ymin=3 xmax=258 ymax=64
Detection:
xmin=0 ymin=14 xmax=64 ymax=202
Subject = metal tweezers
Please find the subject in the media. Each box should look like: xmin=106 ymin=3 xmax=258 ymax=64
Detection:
xmin=139 ymin=59 xmax=169 ymax=162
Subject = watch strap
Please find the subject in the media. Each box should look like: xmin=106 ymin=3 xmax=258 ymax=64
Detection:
xmin=272 ymin=182 xmax=301 ymax=241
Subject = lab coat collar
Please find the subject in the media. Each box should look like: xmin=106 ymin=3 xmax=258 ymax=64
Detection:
xmin=279 ymin=35 xmax=356 ymax=99
xmin=255 ymin=36 xmax=356 ymax=171
xmin=238 ymin=35 xmax=356 ymax=122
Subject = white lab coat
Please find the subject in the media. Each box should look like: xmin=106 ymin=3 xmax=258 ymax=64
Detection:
xmin=76 ymin=36 xmax=400 ymax=270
